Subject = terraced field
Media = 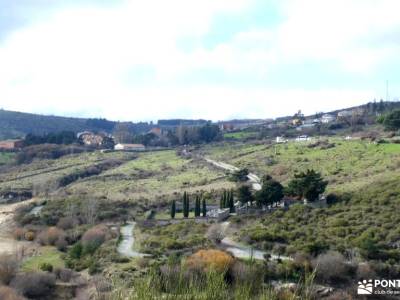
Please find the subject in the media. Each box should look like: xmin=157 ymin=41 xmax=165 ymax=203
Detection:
xmin=0 ymin=151 xmax=133 ymax=196
xmin=65 ymin=150 xmax=234 ymax=202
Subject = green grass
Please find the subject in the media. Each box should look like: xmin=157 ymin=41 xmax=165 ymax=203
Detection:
xmin=22 ymin=246 xmax=65 ymax=271
xmin=202 ymin=138 xmax=400 ymax=193
xmin=0 ymin=150 xmax=132 ymax=194
xmin=0 ymin=152 xmax=14 ymax=165
xmin=66 ymin=150 xmax=234 ymax=202
xmin=223 ymin=131 xmax=258 ymax=140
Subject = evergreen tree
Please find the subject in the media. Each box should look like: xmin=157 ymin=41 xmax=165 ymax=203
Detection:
xmin=219 ymin=194 xmax=224 ymax=209
xmin=183 ymin=192 xmax=190 ymax=218
xmin=202 ymin=197 xmax=207 ymax=217
xmin=195 ymin=195 xmax=201 ymax=217
xmin=286 ymin=169 xmax=328 ymax=202
xmin=237 ymin=185 xmax=253 ymax=205
xmin=229 ymin=189 xmax=235 ymax=213
xmin=170 ymin=200 xmax=176 ymax=219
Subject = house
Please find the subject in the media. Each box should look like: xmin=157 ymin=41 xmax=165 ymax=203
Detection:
xmin=0 ymin=139 xmax=24 ymax=150
xmin=207 ymin=208 xmax=230 ymax=221
xmin=114 ymin=143 xmax=146 ymax=151
xmin=321 ymin=114 xmax=335 ymax=124
xmin=77 ymin=131 xmax=106 ymax=146
xmin=276 ymin=136 xmax=287 ymax=143
xmin=148 ymin=127 xmax=163 ymax=137
xmin=295 ymin=135 xmax=311 ymax=142
xmin=337 ymin=110 xmax=352 ymax=118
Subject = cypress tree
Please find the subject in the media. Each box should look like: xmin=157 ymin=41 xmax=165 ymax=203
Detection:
xmin=219 ymin=194 xmax=224 ymax=209
xmin=171 ymin=200 xmax=176 ymax=219
xmin=195 ymin=195 xmax=201 ymax=217
xmin=229 ymin=189 xmax=235 ymax=213
xmin=202 ymin=197 xmax=207 ymax=217
xmin=183 ymin=192 xmax=189 ymax=218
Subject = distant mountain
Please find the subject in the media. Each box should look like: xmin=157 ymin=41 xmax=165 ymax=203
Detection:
xmin=0 ymin=109 xmax=117 ymax=139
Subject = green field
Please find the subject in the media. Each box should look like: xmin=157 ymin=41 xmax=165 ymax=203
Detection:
xmin=22 ymin=246 xmax=65 ymax=272
xmin=223 ymin=131 xmax=258 ymax=140
xmin=202 ymin=139 xmax=400 ymax=193
xmin=0 ymin=151 xmax=133 ymax=195
xmin=0 ymin=152 xmax=14 ymax=166
xmin=65 ymin=150 xmax=234 ymax=202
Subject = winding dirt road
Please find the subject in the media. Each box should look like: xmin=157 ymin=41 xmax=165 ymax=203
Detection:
xmin=0 ymin=199 xmax=35 ymax=255
xmin=204 ymin=157 xmax=262 ymax=191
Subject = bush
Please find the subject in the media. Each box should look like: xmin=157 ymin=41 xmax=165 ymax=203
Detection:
xmin=54 ymin=268 xmax=74 ymax=282
xmin=0 ymin=255 xmax=19 ymax=285
xmin=56 ymin=217 xmax=78 ymax=230
xmin=39 ymin=263 xmax=53 ymax=272
xmin=312 ymin=251 xmax=351 ymax=284
xmin=11 ymin=272 xmax=56 ymax=299
xmin=55 ymin=237 xmax=68 ymax=252
xmin=0 ymin=286 xmax=24 ymax=300
xmin=13 ymin=228 xmax=24 ymax=241
xmin=185 ymin=249 xmax=234 ymax=273
xmin=81 ymin=225 xmax=109 ymax=253
xmin=24 ymin=231 xmax=35 ymax=241
xmin=37 ymin=227 xmax=65 ymax=246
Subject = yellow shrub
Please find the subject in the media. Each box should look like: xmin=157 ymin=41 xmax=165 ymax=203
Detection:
xmin=185 ymin=249 xmax=234 ymax=273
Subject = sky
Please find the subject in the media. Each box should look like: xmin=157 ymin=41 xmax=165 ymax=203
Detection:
xmin=0 ymin=0 xmax=399 ymax=122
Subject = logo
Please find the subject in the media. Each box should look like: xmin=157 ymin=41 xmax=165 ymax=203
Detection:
xmin=358 ymin=280 xmax=373 ymax=295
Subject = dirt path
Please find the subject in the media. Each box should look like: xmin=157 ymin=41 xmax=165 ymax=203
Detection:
xmin=117 ymin=222 xmax=148 ymax=258
xmin=0 ymin=199 xmax=35 ymax=255
xmin=204 ymin=157 xmax=262 ymax=191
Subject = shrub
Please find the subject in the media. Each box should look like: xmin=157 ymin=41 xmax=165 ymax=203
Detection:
xmin=81 ymin=225 xmax=109 ymax=253
xmin=13 ymin=228 xmax=24 ymax=241
xmin=24 ymin=231 xmax=35 ymax=241
xmin=68 ymin=243 xmax=83 ymax=259
xmin=0 ymin=286 xmax=24 ymax=300
xmin=0 ymin=255 xmax=19 ymax=285
xmin=185 ymin=249 xmax=234 ymax=273
xmin=312 ymin=251 xmax=350 ymax=284
xmin=37 ymin=227 xmax=65 ymax=246
xmin=54 ymin=268 xmax=74 ymax=282
xmin=55 ymin=237 xmax=68 ymax=252
xmin=206 ymin=224 xmax=225 ymax=244
xmin=39 ymin=263 xmax=53 ymax=272
xmin=11 ymin=272 xmax=56 ymax=299
xmin=56 ymin=217 xmax=78 ymax=230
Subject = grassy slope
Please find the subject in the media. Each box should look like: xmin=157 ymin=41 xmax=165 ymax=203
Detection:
xmin=65 ymin=150 xmax=234 ymax=202
xmin=22 ymin=246 xmax=65 ymax=271
xmin=203 ymin=139 xmax=400 ymax=193
xmin=201 ymin=138 xmax=400 ymax=256
xmin=0 ymin=152 xmax=14 ymax=166
xmin=0 ymin=151 xmax=132 ymax=194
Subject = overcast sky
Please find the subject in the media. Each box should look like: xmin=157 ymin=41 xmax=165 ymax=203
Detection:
xmin=0 ymin=0 xmax=399 ymax=121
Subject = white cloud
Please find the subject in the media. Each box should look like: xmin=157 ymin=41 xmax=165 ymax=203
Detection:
xmin=0 ymin=0 xmax=398 ymax=121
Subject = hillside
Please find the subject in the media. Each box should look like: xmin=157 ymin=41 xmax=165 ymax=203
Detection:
xmin=0 ymin=109 xmax=116 ymax=139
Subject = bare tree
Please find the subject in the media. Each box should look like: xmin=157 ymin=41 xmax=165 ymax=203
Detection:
xmin=82 ymin=199 xmax=98 ymax=225
xmin=206 ymin=224 xmax=225 ymax=244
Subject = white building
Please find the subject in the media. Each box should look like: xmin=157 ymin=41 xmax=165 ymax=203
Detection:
xmin=276 ymin=136 xmax=287 ymax=143
xmin=114 ymin=143 xmax=146 ymax=151
xmin=321 ymin=114 xmax=335 ymax=124
xmin=295 ymin=135 xmax=311 ymax=142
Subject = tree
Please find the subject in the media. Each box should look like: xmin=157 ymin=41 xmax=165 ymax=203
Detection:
xmin=170 ymin=200 xmax=176 ymax=219
xmin=231 ymin=168 xmax=249 ymax=182
xmin=379 ymin=109 xmax=400 ymax=130
xmin=256 ymin=176 xmax=284 ymax=207
xmin=228 ymin=189 xmax=235 ymax=213
xmin=237 ymin=185 xmax=253 ymax=206
xmin=183 ymin=192 xmax=189 ymax=218
xmin=202 ymin=198 xmax=207 ymax=217
xmin=194 ymin=195 xmax=201 ymax=217
xmin=286 ymin=169 xmax=328 ymax=202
